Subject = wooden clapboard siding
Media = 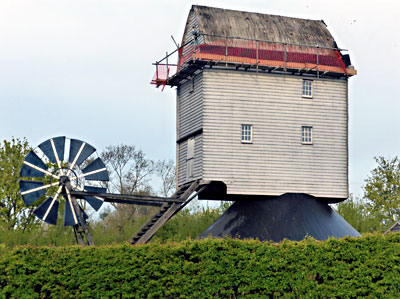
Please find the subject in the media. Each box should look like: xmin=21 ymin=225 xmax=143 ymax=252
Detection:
xmin=177 ymin=74 xmax=203 ymax=139
xmin=202 ymin=69 xmax=348 ymax=199
xmin=176 ymin=73 xmax=204 ymax=186
xmin=177 ymin=140 xmax=187 ymax=185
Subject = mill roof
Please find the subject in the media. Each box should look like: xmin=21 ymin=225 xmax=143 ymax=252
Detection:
xmin=190 ymin=5 xmax=336 ymax=48
xmin=384 ymin=221 xmax=400 ymax=234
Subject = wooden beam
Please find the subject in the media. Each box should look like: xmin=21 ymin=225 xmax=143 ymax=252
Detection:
xmin=70 ymin=191 xmax=183 ymax=204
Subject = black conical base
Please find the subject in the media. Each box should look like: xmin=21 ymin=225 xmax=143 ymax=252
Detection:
xmin=200 ymin=193 xmax=361 ymax=242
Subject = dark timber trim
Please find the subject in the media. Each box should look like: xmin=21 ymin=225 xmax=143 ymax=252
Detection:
xmin=176 ymin=128 xmax=203 ymax=144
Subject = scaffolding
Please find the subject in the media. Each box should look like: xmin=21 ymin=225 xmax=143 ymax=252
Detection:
xmin=151 ymin=33 xmax=356 ymax=88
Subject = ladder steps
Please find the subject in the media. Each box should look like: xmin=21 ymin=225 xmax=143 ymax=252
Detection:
xmin=130 ymin=180 xmax=200 ymax=245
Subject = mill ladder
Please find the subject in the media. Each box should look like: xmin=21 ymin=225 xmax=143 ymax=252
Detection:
xmin=129 ymin=180 xmax=200 ymax=245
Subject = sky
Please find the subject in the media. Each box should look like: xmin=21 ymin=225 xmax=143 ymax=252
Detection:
xmin=0 ymin=0 xmax=399 ymax=198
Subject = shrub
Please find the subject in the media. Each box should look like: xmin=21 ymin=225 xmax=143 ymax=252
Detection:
xmin=0 ymin=234 xmax=399 ymax=298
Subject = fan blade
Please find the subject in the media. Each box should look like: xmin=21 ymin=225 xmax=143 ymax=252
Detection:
xmin=84 ymin=185 xmax=107 ymax=194
xmin=84 ymin=197 xmax=103 ymax=211
xmin=69 ymin=139 xmax=96 ymax=167
xmin=20 ymin=151 xmax=48 ymax=178
xmin=19 ymin=180 xmax=46 ymax=206
xmin=81 ymin=158 xmax=109 ymax=181
xmin=33 ymin=197 xmax=59 ymax=225
xmin=38 ymin=137 xmax=65 ymax=164
xmin=64 ymin=196 xmax=79 ymax=226
xmin=83 ymin=186 xmax=105 ymax=211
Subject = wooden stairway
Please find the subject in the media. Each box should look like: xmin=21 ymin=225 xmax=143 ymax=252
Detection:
xmin=129 ymin=180 xmax=200 ymax=245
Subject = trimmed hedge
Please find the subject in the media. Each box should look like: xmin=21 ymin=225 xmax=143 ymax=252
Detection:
xmin=1 ymin=234 xmax=400 ymax=298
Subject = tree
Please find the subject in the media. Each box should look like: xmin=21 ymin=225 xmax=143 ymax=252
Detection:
xmin=155 ymin=159 xmax=176 ymax=197
xmin=101 ymin=144 xmax=154 ymax=195
xmin=99 ymin=144 xmax=180 ymax=239
xmin=335 ymin=195 xmax=379 ymax=233
xmin=0 ymin=137 xmax=38 ymax=231
xmin=363 ymin=156 xmax=400 ymax=230
xmin=100 ymin=144 xmax=155 ymax=234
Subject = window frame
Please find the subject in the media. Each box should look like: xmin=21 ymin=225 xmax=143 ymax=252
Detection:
xmin=302 ymin=79 xmax=313 ymax=98
xmin=301 ymin=126 xmax=313 ymax=145
xmin=241 ymin=124 xmax=253 ymax=143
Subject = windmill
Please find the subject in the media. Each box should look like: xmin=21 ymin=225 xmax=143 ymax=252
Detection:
xmin=150 ymin=5 xmax=361 ymax=242
xmin=19 ymin=136 xmax=205 ymax=246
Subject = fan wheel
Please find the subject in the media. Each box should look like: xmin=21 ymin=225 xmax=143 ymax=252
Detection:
xmin=19 ymin=136 xmax=109 ymax=227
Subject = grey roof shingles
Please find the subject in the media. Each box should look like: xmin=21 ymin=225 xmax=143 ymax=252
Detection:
xmin=191 ymin=5 xmax=336 ymax=48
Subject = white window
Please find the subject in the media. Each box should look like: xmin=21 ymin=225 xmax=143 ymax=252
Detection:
xmin=241 ymin=124 xmax=253 ymax=143
xmin=302 ymin=80 xmax=313 ymax=98
xmin=186 ymin=138 xmax=195 ymax=179
xmin=302 ymin=126 xmax=313 ymax=144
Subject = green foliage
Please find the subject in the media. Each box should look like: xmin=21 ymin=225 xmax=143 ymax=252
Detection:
xmin=0 ymin=201 xmax=226 ymax=247
xmin=336 ymin=195 xmax=380 ymax=233
xmin=0 ymin=222 xmax=77 ymax=247
xmin=337 ymin=156 xmax=400 ymax=233
xmin=0 ymin=137 xmax=37 ymax=231
xmin=1 ymin=234 xmax=400 ymax=298
xmin=152 ymin=205 xmax=225 ymax=243
xmin=364 ymin=156 xmax=400 ymax=230
xmin=90 ymin=205 xmax=158 ymax=245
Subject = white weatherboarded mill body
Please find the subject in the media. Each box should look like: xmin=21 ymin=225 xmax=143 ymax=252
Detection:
xmin=160 ymin=5 xmax=356 ymax=203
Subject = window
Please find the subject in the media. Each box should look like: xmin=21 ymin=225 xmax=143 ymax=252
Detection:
xmin=302 ymin=126 xmax=313 ymax=144
xmin=241 ymin=124 xmax=253 ymax=143
xmin=302 ymin=80 xmax=313 ymax=98
xmin=186 ymin=138 xmax=195 ymax=179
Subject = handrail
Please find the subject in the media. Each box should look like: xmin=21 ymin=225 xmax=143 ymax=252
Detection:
xmin=154 ymin=32 xmax=347 ymax=66
xmin=155 ymin=39 xmax=194 ymax=64
xmin=151 ymin=32 xmax=352 ymax=87
xmin=199 ymin=32 xmax=347 ymax=51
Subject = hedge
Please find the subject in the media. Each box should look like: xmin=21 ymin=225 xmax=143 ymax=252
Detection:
xmin=1 ymin=234 xmax=400 ymax=298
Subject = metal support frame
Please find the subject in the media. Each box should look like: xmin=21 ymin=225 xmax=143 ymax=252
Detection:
xmin=256 ymin=40 xmax=259 ymax=72
xmin=317 ymin=46 xmax=320 ymax=79
xmin=64 ymin=182 xmax=94 ymax=246
xmin=225 ymin=35 xmax=228 ymax=67
xmin=284 ymin=43 xmax=287 ymax=73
